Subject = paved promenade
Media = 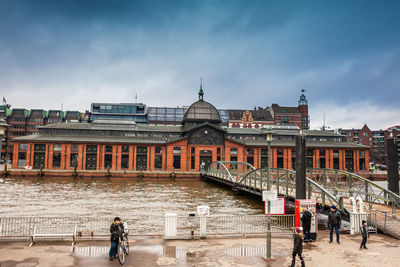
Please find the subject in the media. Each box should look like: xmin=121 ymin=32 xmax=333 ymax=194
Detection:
xmin=0 ymin=231 xmax=399 ymax=267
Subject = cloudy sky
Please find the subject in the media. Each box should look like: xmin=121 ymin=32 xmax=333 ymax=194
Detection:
xmin=1 ymin=0 xmax=399 ymax=130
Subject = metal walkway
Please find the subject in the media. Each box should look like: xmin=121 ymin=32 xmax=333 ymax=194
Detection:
xmin=201 ymin=161 xmax=400 ymax=238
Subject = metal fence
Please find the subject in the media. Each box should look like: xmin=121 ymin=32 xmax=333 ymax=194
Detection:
xmin=1 ymin=214 xmax=294 ymax=240
xmin=205 ymin=215 xmax=294 ymax=236
xmin=0 ymin=217 xmax=164 ymax=240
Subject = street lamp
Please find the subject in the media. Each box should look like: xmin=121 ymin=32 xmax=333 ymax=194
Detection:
xmin=264 ymin=127 xmax=274 ymax=259
xmin=266 ymin=130 xmax=273 ymax=190
xmin=0 ymin=118 xmax=9 ymax=164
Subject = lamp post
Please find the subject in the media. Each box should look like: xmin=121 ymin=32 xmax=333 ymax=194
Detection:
xmin=0 ymin=119 xmax=9 ymax=166
xmin=265 ymin=128 xmax=273 ymax=259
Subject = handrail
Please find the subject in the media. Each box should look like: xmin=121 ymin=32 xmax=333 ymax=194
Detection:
xmin=308 ymin=168 xmax=400 ymax=203
xmin=237 ymin=167 xmax=348 ymax=213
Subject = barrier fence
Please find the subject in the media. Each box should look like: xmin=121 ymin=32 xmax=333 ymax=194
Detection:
xmin=1 ymin=214 xmax=295 ymax=240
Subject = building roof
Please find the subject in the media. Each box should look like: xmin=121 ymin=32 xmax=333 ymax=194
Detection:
xmin=241 ymin=139 xmax=368 ymax=148
xmin=39 ymin=121 xmax=184 ymax=133
xmin=228 ymin=109 xmax=273 ymax=121
xmin=13 ymin=134 xmax=171 ymax=144
xmin=183 ymin=100 xmax=221 ymax=123
xmin=271 ymin=104 xmax=301 ymax=114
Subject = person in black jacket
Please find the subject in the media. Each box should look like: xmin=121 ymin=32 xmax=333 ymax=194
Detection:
xmin=301 ymin=208 xmax=312 ymax=242
xmin=109 ymin=217 xmax=125 ymax=261
xmin=290 ymin=227 xmax=305 ymax=267
xmin=360 ymin=220 xmax=368 ymax=249
xmin=328 ymin=205 xmax=341 ymax=244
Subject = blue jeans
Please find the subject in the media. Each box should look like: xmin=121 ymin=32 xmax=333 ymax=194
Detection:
xmin=109 ymin=241 xmax=118 ymax=259
xmin=304 ymin=230 xmax=312 ymax=241
xmin=329 ymin=224 xmax=340 ymax=242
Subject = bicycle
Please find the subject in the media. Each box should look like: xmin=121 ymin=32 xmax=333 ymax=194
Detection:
xmin=117 ymin=227 xmax=129 ymax=265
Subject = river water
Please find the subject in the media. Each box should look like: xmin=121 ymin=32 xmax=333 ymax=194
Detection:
xmin=0 ymin=178 xmax=264 ymax=218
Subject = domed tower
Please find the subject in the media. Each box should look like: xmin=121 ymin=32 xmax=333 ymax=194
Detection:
xmin=298 ymin=89 xmax=309 ymax=129
xmin=182 ymin=80 xmax=221 ymax=129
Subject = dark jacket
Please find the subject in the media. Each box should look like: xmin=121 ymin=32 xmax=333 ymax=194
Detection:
xmin=328 ymin=210 xmax=341 ymax=227
xmin=301 ymin=210 xmax=312 ymax=231
xmin=360 ymin=224 xmax=368 ymax=239
xmin=292 ymin=233 xmax=303 ymax=255
xmin=110 ymin=221 xmax=124 ymax=242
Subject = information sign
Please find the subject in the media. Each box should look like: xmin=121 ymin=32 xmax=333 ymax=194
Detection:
xmin=264 ymin=197 xmax=285 ymax=215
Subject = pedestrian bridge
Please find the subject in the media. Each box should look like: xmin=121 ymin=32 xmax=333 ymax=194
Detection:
xmin=201 ymin=161 xmax=400 ymax=238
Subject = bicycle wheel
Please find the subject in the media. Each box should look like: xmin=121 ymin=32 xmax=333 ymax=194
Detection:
xmin=117 ymin=242 xmax=125 ymax=265
xmin=125 ymin=237 xmax=129 ymax=255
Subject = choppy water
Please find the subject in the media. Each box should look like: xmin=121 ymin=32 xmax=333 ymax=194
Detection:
xmin=0 ymin=178 xmax=264 ymax=218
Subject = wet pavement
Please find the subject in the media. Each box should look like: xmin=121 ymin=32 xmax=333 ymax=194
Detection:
xmin=1 ymin=231 xmax=400 ymax=266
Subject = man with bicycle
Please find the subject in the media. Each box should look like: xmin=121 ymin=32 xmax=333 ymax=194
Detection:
xmin=109 ymin=217 xmax=125 ymax=261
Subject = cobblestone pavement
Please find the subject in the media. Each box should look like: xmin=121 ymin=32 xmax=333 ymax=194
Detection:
xmin=0 ymin=231 xmax=399 ymax=267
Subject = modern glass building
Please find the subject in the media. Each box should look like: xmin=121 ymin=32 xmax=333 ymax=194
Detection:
xmin=90 ymin=103 xmax=147 ymax=123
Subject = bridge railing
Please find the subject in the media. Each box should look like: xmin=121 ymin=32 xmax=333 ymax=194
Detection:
xmin=307 ymin=168 xmax=400 ymax=216
xmin=204 ymin=161 xmax=255 ymax=183
xmin=237 ymin=168 xmax=349 ymax=214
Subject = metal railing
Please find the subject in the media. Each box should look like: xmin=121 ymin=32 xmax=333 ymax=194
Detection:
xmin=205 ymin=215 xmax=294 ymax=236
xmin=1 ymin=214 xmax=294 ymax=240
xmin=308 ymin=168 xmax=400 ymax=216
xmin=235 ymin=167 xmax=348 ymax=213
xmin=205 ymin=161 xmax=256 ymax=183
xmin=0 ymin=217 xmax=164 ymax=239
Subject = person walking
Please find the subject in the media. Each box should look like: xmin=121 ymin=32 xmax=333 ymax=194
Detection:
xmin=290 ymin=227 xmax=305 ymax=267
xmin=360 ymin=220 xmax=368 ymax=249
xmin=109 ymin=217 xmax=125 ymax=261
xmin=301 ymin=208 xmax=312 ymax=242
xmin=328 ymin=205 xmax=341 ymax=244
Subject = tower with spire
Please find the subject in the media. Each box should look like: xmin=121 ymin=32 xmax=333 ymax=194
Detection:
xmin=198 ymin=77 xmax=204 ymax=101
xmin=298 ymin=89 xmax=310 ymax=129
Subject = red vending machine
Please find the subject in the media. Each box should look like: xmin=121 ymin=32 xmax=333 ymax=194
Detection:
xmin=295 ymin=199 xmax=317 ymax=240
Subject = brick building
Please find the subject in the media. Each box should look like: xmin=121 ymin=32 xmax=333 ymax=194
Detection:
xmin=0 ymin=105 xmax=85 ymax=162
xmin=11 ymin=90 xmax=368 ymax=173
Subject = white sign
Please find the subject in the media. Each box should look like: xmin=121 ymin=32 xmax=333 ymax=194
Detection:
xmin=265 ymin=197 xmax=285 ymax=215
xmin=197 ymin=205 xmax=210 ymax=216
xmin=263 ymin=190 xmax=277 ymax=201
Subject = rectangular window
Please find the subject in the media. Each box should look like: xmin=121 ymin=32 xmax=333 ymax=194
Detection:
xmin=230 ymin=148 xmax=238 ymax=155
xmin=277 ymin=149 xmax=284 ymax=156
xmin=18 ymin=152 xmax=26 ymax=167
xmin=54 ymin=144 xmax=62 ymax=152
xmin=155 ymin=146 xmax=163 ymax=154
xmin=71 ymin=144 xmax=79 ymax=153
xmin=319 ymin=149 xmax=326 ymax=156
xmin=105 ymin=145 xmax=113 ymax=153
xmin=19 ymin=143 xmax=27 ymax=151
xmin=154 ymin=155 xmax=162 ymax=169
xmin=104 ymin=154 xmax=113 ymax=168
xmin=231 ymin=156 xmax=238 ymax=161
xmin=247 ymin=148 xmax=254 ymax=156
xmin=173 ymin=155 xmax=181 ymax=169
xmin=191 ymin=156 xmax=195 ymax=170
xmin=122 ymin=145 xmax=130 ymax=153
xmin=53 ymin=153 xmax=61 ymax=168
xmin=261 ymin=149 xmax=268 ymax=156
xmin=333 ymin=150 xmax=339 ymax=157
xmin=121 ymin=154 xmax=129 ymax=169
xmin=70 ymin=153 xmax=78 ymax=167
xmin=319 ymin=158 xmax=326 ymax=169
xmin=277 ymin=157 xmax=284 ymax=168
xmin=360 ymin=150 xmax=365 ymax=157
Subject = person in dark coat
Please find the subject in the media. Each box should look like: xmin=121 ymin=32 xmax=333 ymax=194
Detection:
xmin=301 ymin=208 xmax=312 ymax=242
xmin=109 ymin=217 xmax=125 ymax=261
xmin=290 ymin=227 xmax=305 ymax=267
xmin=360 ymin=220 xmax=368 ymax=249
xmin=328 ymin=205 xmax=341 ymax=244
